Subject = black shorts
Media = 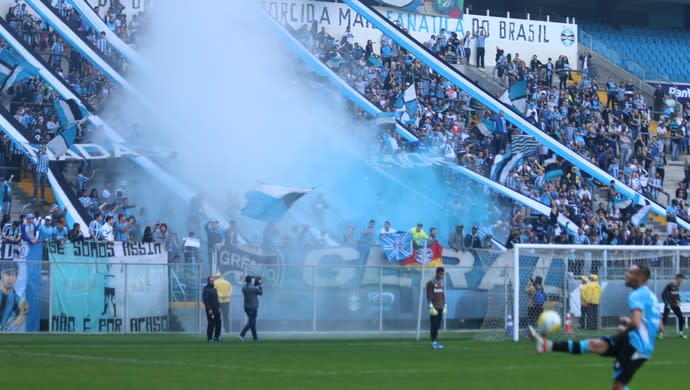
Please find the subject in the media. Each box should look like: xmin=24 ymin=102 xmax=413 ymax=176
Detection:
xmin=104 ymin=287 xmax=116 ymax=298
xmin=599 ymin=333 xmax=647 ymax=385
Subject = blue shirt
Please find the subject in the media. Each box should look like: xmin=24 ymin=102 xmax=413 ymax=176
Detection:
xmin=627 ymin=285 xmax=660 ymax=357
xmin=38 ymin=224 xmax=55 ymax=241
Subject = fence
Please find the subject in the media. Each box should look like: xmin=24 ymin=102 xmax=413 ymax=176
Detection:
xmin=4 ymin=245 xmax=690 ymax=336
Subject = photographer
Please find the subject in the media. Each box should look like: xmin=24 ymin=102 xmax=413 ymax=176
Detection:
xmin=238 ymin=276 xmax=263 ymax=342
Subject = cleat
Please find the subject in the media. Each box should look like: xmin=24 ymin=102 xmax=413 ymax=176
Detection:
xmin=657 ymin=332 xmax=664 ymax=340
xmin=207 ymin=339 xmax=213 ymax=344
xmin=214 ymin=337 xmax=223 ymax=343
xmin=238 ymin=335 xmax=245 ymax=342
xmin=680 ymin=332 xmax=688 ymax=340
xmin=528 ymin=326 xmax=551 ymax=354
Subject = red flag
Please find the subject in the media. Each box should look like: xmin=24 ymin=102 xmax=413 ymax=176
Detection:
xmin=429 ymin=241 xmax=444 ymax=267
xmin=400 ymin=248 xmax=417 ymax=266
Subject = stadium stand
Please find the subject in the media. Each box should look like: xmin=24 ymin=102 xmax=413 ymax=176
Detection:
xmin=579 ymin=21 xmax=690 ymax=82
xmin=286 ymin=11 xmax=690 ymax=247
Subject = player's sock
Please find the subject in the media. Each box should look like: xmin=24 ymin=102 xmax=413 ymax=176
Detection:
xmin=527 ymin=326 xmax=553 ymax=353
xmin=552 ymin=340 xmax=589 ymax=354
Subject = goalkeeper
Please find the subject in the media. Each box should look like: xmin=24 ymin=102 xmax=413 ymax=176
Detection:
xmin=426 ymin=267 xmax=447 ymax=350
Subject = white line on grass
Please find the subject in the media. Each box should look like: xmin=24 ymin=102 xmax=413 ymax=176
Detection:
xmin=2 ymin=350 xmax=687 ymax=376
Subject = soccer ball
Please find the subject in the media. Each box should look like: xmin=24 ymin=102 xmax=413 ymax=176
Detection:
xmin=537 ymin=310 xmax=562 ymax=335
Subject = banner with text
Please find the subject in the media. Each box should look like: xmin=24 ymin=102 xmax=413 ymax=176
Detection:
xmin=648 ymin=82 xmax=690 ymax=104
xmin=49 ymin=241 xmax=169 ymax=333
xmin=0 ymin=242 xmax=42 ymax=332
xmin=262 ymin=0 xmax=578 ymax=68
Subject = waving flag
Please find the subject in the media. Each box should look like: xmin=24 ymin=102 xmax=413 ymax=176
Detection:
xmin=416 ymin=245 xmax=433 ymax=264
xmin=476 ymin=118 xmax=496 ymax=136
xmin=380 ymin=231 xmax=413 ymax=262
xmin=0 ymin=47 xmax=38 ymax=93
xmin=397 ymin=83 xmax=418 ymax=126
xmin=543 ymin=156 xmax=564 ymax=180
xmin=429 ymin=240 xmax=444 ymax=267
xmin=47 ymin=99 xmax=90 ymax=157
xmin=499 ymin=79 xmax=528 ymax=113
xmin=511 ymin=134 xmax=540 ymax=155
xmin=241 ymin=183 xmax=313 ymax=222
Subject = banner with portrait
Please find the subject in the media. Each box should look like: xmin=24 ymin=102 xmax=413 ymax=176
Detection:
xmin=0 ymin=242 xmax=42 ymax=332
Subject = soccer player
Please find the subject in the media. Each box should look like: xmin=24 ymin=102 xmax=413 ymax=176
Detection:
xmin=659 ymin=273 xmax=686 ymax=339
xmin=426 ymin=267 xmax=447 ymax=349
xmin=529 ymin=264 xmax=660 ymax=390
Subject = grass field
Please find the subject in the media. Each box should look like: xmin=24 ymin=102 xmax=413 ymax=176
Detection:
xmin=0 ymin=332 xmax=687 ymax=389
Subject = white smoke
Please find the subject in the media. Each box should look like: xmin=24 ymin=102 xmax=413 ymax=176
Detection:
xmin=131 ymin=0 xmax=362 ymax=208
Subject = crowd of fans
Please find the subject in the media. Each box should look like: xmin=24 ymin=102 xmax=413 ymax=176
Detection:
xmin=3 ymin=1 xmax=690 ymax=275
xmin=290 ymin=21 xmax=690 ymax=249
xmin=6 ymin=1 xmax=119 ymax=110
xmin=46 ymin=0 xmax=151 ymax=74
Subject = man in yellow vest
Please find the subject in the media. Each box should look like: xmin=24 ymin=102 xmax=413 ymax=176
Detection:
xmin=580 ymin=276 xmax=590 ymax=329
xmin=214 ymin=272 xmax=233 ymax=333
xmin=588 ymin=274 xmax=602 ymax=330
xmin=409 ymin=223 xmax=429 ymax=249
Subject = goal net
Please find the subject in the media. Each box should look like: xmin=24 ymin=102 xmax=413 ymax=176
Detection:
xmin=477 ymin=244 xmax=690 ymax=341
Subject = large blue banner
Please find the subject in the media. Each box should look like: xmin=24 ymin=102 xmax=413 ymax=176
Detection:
xmin=49 ymin=241 xmax=169 ymax=333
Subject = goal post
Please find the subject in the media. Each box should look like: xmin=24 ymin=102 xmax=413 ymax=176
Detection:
xmin=510 ymin=244 xmax=690 ymax=342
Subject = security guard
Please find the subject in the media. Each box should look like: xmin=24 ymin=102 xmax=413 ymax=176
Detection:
xmin=202 ymin=276 xmax=221 ymax=343
xmin=588 ymin=274 xmax=602 ymax=330
xmin=580 ymin=276 xmax=589 ymax=329
xmin=214 ymin=272 xmax=233 ymax=333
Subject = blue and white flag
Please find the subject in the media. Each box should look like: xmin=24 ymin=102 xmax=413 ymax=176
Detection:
xmin=499 ymin=79 xmax=528 ymax=114
xmin=241 ymin=183 xmax=313 ymax=222
xmin=614 ymin=199 xmax=651 ymax=226
xmin=0 ymin=59 xmax=14 ymax=92
xmin=510 ymin=134 xmax=540 ymax=155
xmin=0 ymin=47 xmax=38 ymax=93
xmin=498 ymin=152 xmax=524 ymax=185
xmin=543 ymin=156 xmax=564 ymax=180
xmin=476 ymin=118 xmax=496 ymax=136
xmin=47 ymin=99 xmax=90 ymax=157
xmin=415 ymin=244 xmax=433 ymax=264
xmin=380 ymin=231 xmax=413 ymax=262
xmin=397 ymin=83 xmax=418 ymax=126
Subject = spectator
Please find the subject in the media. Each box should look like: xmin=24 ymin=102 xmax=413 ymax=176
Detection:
xmin=69 ymin=222 xmax=83 ymax=242
xmin=409 ymin=222 xmax=429 ymax=249
xmin=447 ymin=224 xmax=464 ymax=251
xmin=464 ymin=225 xmax=482 ymax=249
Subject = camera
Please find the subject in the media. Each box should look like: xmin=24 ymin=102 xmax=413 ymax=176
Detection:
xmin=247 ymin=275 xmax=263 ymax=286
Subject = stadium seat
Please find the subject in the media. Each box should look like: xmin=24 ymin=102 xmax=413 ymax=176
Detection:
xmin=580 ymin=23 xmax=690 ymax=82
